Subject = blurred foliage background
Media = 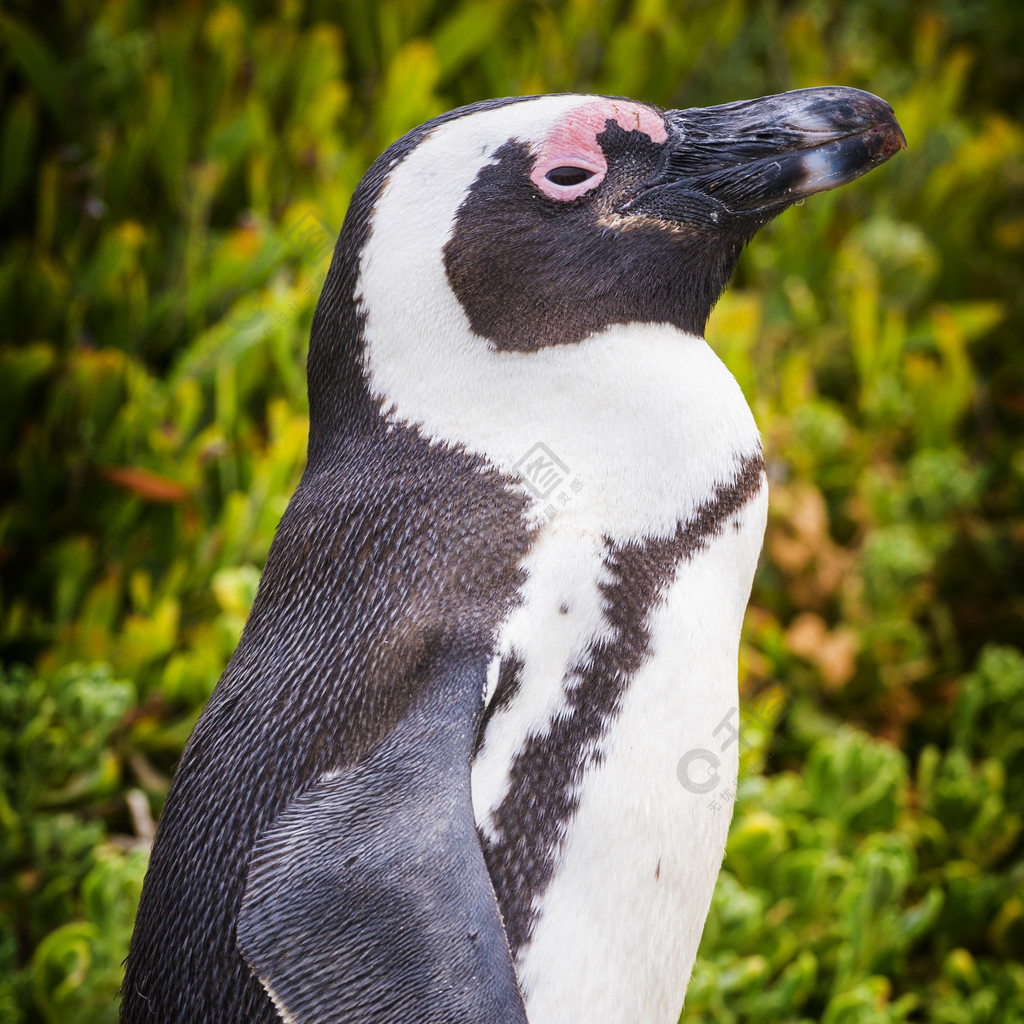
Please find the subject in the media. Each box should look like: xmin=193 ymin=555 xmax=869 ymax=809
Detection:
xmin=1 ymin=0 xmax=1022 ymax=1021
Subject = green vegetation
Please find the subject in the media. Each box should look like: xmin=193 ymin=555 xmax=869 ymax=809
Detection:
xmin=1 ymin=1 xmax=1021 ymax=1021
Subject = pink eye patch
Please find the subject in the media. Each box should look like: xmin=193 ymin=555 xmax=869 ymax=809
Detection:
xmin=530 ymin=99 xmax=668 ymax=202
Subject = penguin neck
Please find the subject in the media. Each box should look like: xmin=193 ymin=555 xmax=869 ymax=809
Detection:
xmin=359 ymin=306 xmax=763 ymax=541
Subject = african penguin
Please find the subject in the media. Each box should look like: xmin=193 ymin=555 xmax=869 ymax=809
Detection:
xmin=122 ymin=88 xmax=904 ymax=1024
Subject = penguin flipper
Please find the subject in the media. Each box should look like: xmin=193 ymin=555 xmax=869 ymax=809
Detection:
xmin=237 ymin=643 xmax=527 ymax=1024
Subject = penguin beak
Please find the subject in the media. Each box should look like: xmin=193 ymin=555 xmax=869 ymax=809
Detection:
xmin=624 ymin=86 xmax=906 ymax=220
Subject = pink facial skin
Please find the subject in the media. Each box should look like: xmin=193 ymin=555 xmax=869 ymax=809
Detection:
xmin=530 ymin=99 xmax=668 ymax=202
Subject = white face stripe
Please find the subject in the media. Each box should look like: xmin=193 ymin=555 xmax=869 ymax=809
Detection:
xmin=357 ymin=95 xmax=763 ymax=542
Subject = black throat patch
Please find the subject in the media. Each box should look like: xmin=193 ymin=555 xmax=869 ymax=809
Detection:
xmin=480 ymin=450 xmax=765 ymax=955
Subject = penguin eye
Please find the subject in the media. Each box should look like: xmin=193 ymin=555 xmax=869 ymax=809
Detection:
xmin=545 ymin=166 xmax=595 ymax=187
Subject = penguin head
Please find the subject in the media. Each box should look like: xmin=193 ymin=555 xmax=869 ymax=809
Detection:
xmin=435 ymin=89 xmax=904 ymax=352
xmin=308 ymin=89 xmax=903 ymax=501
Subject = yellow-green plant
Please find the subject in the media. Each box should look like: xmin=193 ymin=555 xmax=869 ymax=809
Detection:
xmin=1 ymin=1 xmax=1022 ymax=1021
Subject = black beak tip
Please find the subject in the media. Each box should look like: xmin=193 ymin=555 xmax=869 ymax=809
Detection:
xmin=887 ymin=112 xmax=909 ymax=154
xmin=774 ymin=86 xmax=908 ymax=202
xmin=854 ymin=89 xmax=908 ymax=155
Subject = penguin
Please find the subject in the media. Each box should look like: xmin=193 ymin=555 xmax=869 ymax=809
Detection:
xmin=121 ymin=87 xmax=904 ymax=1024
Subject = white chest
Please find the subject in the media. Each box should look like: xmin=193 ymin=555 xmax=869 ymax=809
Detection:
xmin=471 ymin=480 xmax=767 ymax=1024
